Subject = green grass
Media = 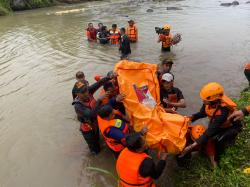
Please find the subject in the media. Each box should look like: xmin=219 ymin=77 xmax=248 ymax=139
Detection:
xmin=22 ymin=0 xmax=55 ymax=9
xmin=0 ymin=0 xmax=55 ymax=15
xmin=173 ymin=91 xmax=250 ymax=187
xmin=0 ymin=0 xmax=11 ymax=15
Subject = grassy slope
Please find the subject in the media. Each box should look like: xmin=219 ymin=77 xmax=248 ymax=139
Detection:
xmin=19 ymin=0 xmax=55 ymax=10
xmin=0 ymin=0 xmax=55 ymax=15
xmin=173 ymin=91 xmax=250 ymax=187
xmin=0 ymin=0 xmax=11 ymax=15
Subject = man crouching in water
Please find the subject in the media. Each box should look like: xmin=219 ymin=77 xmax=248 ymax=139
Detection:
xmin=72 ymin=74 xmax=114 ymax=155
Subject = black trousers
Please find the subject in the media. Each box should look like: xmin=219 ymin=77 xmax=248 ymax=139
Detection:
xmin=81 ymin=129 xmax=100 ymax=154
xmin=214 ymin=122 xmax=242 ymax=160
xmin=244 ymin=69 xmax=250 ymax=86
xmin=120 ymin=53 xmax=130 ymax=60
xmin=161 ymin=47 xmax=171 ymax=52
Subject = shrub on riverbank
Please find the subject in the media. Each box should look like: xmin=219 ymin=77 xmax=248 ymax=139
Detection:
xmin=0 ymin=0 xmax=97 ymax=15
xmin=173 ymin=91 xmax=250 ymax=187
xmin=0 ymin=0 xmax=11 ymax=15
xmin=0 ymin=0 xmax=58 ymax=15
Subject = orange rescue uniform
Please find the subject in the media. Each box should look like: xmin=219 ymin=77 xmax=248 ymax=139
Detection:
xmin=205 ymin=95 xmax=236 ymax=128
xmin=110 ymin=29 xmax=120 ymax=45
xmin=116 ymin=148 xmax=156 ymax=187
xmin=126 ymin=25 xmax=138 ymax=42
xmin=159 ymin=34 xmax=173 ymax=48
xmin=97 ymin=116 xmax=128 ymax=152
xmin=245 ymin=63 xmax=250 ymax=70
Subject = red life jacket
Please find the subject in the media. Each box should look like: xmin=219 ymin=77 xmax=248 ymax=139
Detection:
xmin=168 ymin=93 xmax=178 ymax=103
xmin=79 ymin=95 xmax=97 ymax=132
xmin=86 ymin=28 xmax=97 ymax=40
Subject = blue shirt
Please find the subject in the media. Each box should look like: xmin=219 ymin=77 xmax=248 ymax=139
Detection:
xmin=106 ymin=119 xmax=128 ymax=142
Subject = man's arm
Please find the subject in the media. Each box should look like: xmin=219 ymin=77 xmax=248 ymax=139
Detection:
xmin=191 ymin=104 xmax=207 ymax=122
xmin=157 ymin=35 xmax=162 ymax=43
xmin=228 ymin=105 xmax=250 ymax=121
xmin=88 ymin=76 xmax=110 ymax=94
xmin=172 ymin=88 xmax=186 ymax=108
xmin=139 ymin=158 xmax=166 ymax=179
xmin=74 ymin=99 xmax=102 ymax=123
xmin=166 ymin=99 xmax=186 ymax=108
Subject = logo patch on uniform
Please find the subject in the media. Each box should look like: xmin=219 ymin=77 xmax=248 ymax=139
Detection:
xmin=114 ymin=119 xmax=122 ymax=128
xmin=76 ymin=81 xmax=85 ymax=88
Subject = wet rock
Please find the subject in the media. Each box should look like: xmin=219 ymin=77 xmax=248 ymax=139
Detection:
xmin=146 ymin=8 xmax=153 ymax=12
xmin=11 ymin=0 xmax=26 ymax=10
xmin=166 ymin=7 xmax=183 ymax=10
xmin=220 ymin=2 xmax=232 ymax=6
xmin=231 ymin=1 xmax=239 ymax=5
xmin=220 ymin=1 xmax=239 ymax=6
xmin=10 ymin=0 xmax=55 ymax=10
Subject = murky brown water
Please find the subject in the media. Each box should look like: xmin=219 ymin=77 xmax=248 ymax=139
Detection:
xmin=0 ymin=0 xmax=249 ymax=186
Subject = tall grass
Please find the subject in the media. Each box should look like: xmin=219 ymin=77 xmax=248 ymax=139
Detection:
xmin=86 ymin=166 xmax=118 ymax=182
xmin=0 ymin=0 xmax=55 ymax=14
xmin=0 ymin=0 xmax=11 ymax=15
xmin=20 ymin=0 xmax=55 ymax=10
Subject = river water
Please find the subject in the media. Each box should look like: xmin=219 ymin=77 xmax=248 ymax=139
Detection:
xmin=0 ymin=0 xmax=249 ymax=186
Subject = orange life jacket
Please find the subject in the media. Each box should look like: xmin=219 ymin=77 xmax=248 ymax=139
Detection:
xmin=116 ymin=148 xmax=156 ymax=187
xmin=110 ymin=29 xmax=120 ymax=45
xmin=126 ymin=25 xmax=138 ymax=42
xmin=205 ymin=95 xmax=236 ymax=128
xmin=97 ymin=116 xmax=129 ymax=152
xmin=161 ymin=34 xmax=172 ymax=48
xmin=245 ymin=63 xmax=250 ymax=70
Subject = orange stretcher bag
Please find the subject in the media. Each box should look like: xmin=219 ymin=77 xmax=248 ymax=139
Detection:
xmin=114 ymin=60 xmax=189 ymax=153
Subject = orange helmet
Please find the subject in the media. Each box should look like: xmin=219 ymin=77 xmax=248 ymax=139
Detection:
xmin=94 ymin=75 xmax=102 ymax=81
xmin=163 ymin=24 xmax=171 ymax=30
xmin=191 ymin=124 xmax=206 ymax=141
xmin=200 ymin=82 xmax=224 ymax=101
